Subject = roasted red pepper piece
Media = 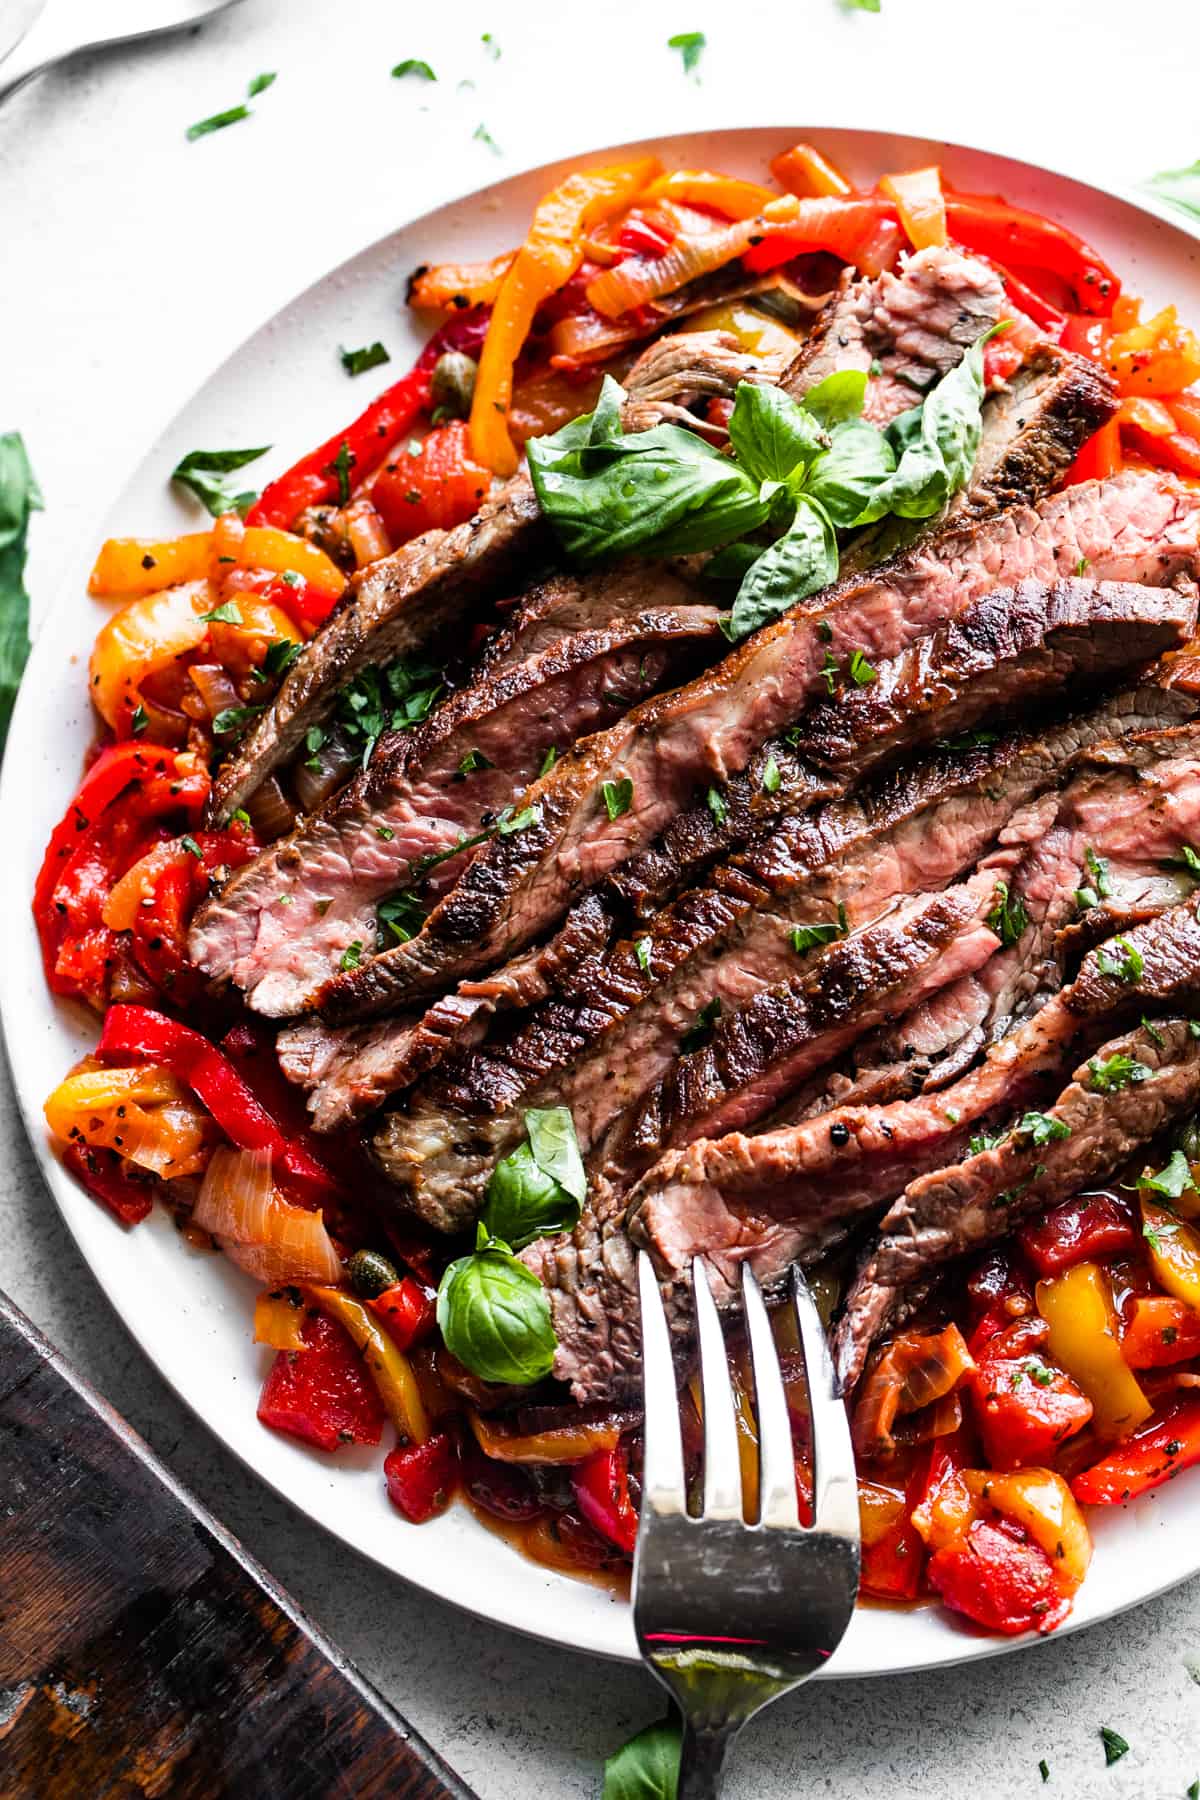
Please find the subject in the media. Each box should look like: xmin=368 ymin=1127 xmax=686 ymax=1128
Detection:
xmin=968 ymin=1317 xmax=1093 ymax=1467
xmin=1064 ymin=418 xmax=1123 ymax=485
xmin=384 ymin=1431 xmax=460 ymax=1523
xmin=257 ymin=1311 xmax=384 ymax=1451
xmin=62 ymin=1139 xmax=154 ymax=1226
xmin=927 ymin=1514 xmax=1072 ymax=1635
xmin=859 ymin=1459 xmax=928 ymax=1602
xmin=247 ymin=310 xmax=491 ymax=529
xmin=128 ymin=826 xmax=256 ymax=1002
xmin=1019 ymin=1190 xmax=1138 ymax=1278
xmin=1072 ymin=1394 xmax=1200 ymax=1503
xmin=943 ymin=195 xmax=1119 ymax=314
xmin=97 ymin=1005 xmax=339 ymax=1200
xmin=372 ymin=1277 xmax=437 ymax=1352
xmin=965 ymin=1251 xmax=1034 ymax=1355
xmin=1120 ymin=1295 xmax=1200 ymax=1369
xmin=461 ymin=1441 xmax=546 ymax=1522
xmin=571 ymin=1443 xmax=639 ymax=1555
xmin=372 ymin=421 xmax=491 ymax=546
xmin=1060 ymin=313 xmax=1107 ymax=362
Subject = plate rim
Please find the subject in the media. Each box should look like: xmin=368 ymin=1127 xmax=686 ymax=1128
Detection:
xmin=6 ymin=118 xmax=1200 ymax=1678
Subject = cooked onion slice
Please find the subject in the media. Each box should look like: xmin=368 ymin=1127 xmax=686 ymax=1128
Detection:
xmin=194 ymin=1146 xmax=342 ymax=1285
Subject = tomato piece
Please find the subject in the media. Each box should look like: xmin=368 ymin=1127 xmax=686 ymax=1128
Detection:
xmin=969 ymin=1317 xmax=1093 ymax=1468
xmin=1120 ymin=1295 xmax=1200 ymax=1369
xmin=62 ymin=1140 xmax=155 ymax=1226
xmin=1019 ymin=1190 xmax=1138 ymax=1278
xmin=384 ymin=1431 xmax=460 ymax=1523
xmin=927 ymin=1515 xmax=1072 ymax=1635
xmin=571 ymin=1444 xmax=640 ymax=1554
xmin=372 ymin=421 xmax=491 ymax=545
xmin=372 ymin=1277 xmax=437 ymax=1352
xmin=257 ymin=1311 xmax=384 ymax=1452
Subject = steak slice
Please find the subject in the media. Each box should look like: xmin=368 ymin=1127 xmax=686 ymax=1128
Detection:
xmin=318 ymin=471 xmax=1200 ymax=1022
xmin=544 ymin=901 xmax=1200 ymax=1402
xmin=835 ymin=1017 xmax=1200 ymax=1390
xmin=190 ymin=573 xmax=716 ymax=1016
xmin=620 ymin=330 xmax=789 ymax=434
xmin=781 ymin=245 xmax=1005 ymax=422
xmin=371 ymin=688 xmax=1197 ymax=1226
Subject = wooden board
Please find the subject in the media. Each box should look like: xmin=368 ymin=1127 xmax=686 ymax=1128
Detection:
xmin=0 ymin=1289 xmax=478 ymax=1800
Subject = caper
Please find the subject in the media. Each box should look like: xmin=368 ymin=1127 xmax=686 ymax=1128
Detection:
xmin=1175 ymin=1112 xmax=1200 ymax=1164
xmin=430 ymin=350 xmax=478 ymax=420
xmin=346 ymin=1247 xmax=400 ymax=1298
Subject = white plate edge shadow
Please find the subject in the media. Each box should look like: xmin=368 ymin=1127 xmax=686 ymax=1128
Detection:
xmin=5 ymin=120 xmax=1200 ymax=1678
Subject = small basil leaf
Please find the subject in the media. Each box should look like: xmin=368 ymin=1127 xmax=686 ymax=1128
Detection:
xmin=481 ymin=1142 xmax=580 ymax=1249
xmin=1144 ymin=160 xmax=1200 ymax=224
xmin=854 ymin=333 xmax=989 ymax=524
xmin=436 ymin=1246 xmax=557 ymax=1384
xmin=173 ymin=445 xmax=271 ymax=518
xmin=729 ymin=494 xmax=838 ymax=640
xmin=803 ymin=418 xmax=896 ymax=528
xmin=603 ymin=1718 xmax=682 ymax=1800
xmin=799 ymin=368 xmax=869 ymax=428
xmin=0 ymin=432 xmax=39 ymax=755
xmin=525 ymin=1104 xmax=587 ymax=1203
xmin=727 ymin=381 xmax=828 ymax=484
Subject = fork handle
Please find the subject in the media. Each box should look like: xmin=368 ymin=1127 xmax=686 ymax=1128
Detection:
xmin=678 ymin=1721 xmax=734 ymax=1799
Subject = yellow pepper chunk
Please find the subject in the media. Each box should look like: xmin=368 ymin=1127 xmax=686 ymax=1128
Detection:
xmin=305 ymin=1285 xmax=429 ymax=1445
xmin=964 ymin=1468 xmax=1091 ymax=1590
xmin=89 ymin=532 xmax=213 ymax=597
xmin=1036 ymin=1261 xmax=1152 ymax=1440
xmin=1142 ymin=1194 xmax=1200 ymax=1313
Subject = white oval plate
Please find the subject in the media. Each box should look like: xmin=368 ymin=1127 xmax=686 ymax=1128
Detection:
xmin=6 ymin=125 xmax=1200 ymax=1676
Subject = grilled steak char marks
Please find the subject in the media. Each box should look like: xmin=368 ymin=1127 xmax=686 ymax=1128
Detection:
xmin=317 ymin=471 xmax=1200 ymax=1023
xmin=190 ymin=572 xmax=716 ymax=1017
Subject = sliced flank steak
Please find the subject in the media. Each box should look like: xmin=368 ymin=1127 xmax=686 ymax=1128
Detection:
xmin=318 ymin=470 xmax=1200 ymax=1023
xmin=190 ymin=573 xmax=716 ymax=1017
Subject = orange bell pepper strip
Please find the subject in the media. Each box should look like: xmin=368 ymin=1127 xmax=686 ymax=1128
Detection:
xmin=227 ymin=522 xmax=346 ymax=599
xmin=468 ymin=158 xmax=661 ymax=476
xmin=771 ymin=142 xmax=853 ymax=199
xmin=408 ymin=251 xmax=516 ymax=313
xmin=639 ymin=169 xmax=779 ymax=221
xmin=879 ymin=166 xmax=947 ymax=251
xmin=1105 ymin=302 xmax=1200 ymax=397
xmin=89 ymin=532 xmax=213 ymax=598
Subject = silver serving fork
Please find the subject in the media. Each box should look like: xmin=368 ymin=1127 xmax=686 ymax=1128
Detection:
xmin=634 ymin=1254 xmax=861 ymax=1798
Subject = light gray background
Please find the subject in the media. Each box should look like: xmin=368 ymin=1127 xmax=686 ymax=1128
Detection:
xmin=4 ymin=1 xmax=1200 ymax=1793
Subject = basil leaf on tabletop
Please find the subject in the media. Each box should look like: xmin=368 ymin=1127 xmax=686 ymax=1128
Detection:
xmin=603 ymin=1718 xmax=682 ymax=1800
xmin=0 ymin=432 xmax=40 ymax=753
xmin=1144 ymin=160 xmax=1200 ymax=223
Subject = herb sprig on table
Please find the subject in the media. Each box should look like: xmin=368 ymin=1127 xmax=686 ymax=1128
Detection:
xmin=528 ymin=332 xmax=994 ymax=641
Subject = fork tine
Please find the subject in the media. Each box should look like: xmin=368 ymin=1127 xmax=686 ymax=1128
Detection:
xmin=636 ymin=1250 xmax=687 ymax=1518
xmin=692 ymin=1257 xmax=744 ymax=1521
xmin=741 ymin=1264 xmax=801 ymax=1531
xmin=791 ymin=1266 xmax=859 ymax=1540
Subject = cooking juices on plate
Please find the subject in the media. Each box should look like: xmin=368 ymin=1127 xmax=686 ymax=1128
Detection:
xmin=38 ymin=139 xmax=1200 ymax=1638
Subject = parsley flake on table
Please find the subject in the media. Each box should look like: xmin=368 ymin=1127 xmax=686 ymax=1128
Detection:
xmin=474 ymin=122 xmax=502 ymax=155
xmin=1099 ymin=1726 xmax=1129 ymax=1767
xmin=392 ymin=58 xmax=437 ymax=81
xmin=340 ymin=342 xmax=391 ymax=377
xmin=667 ymin=30 xmax=706 ymax=75
xmin=187 ymin=71 xmax=279 ymax=141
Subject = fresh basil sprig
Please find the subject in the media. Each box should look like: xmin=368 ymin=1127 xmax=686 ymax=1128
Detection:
xmin=172 ymin=445 xmax=271 ymax=518
xmin=529 ymin=337 xmax=993 ymax=643
xmin=0 ymin=433 xmax=39 ymax=755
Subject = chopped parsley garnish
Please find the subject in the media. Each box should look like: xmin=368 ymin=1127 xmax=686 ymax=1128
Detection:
xmin=939 ymin=728 xmax=999 ymax=752
xmin=602 ymin=778 xmax=634 ymax=821
xmin=496 ymin=803 xmax=539 ymax=836
xmin=328 ymin=440 xmax=354 ymax=506
xmin=473 ymin=122 xmax=502 ymax=154
xmin=378 ymin=892 xmax=426 ymax=945
xmin=1142 ymin=1149 xmax=1196 ymax=1200
xmin=986 ymin=880 xmax=1029 ymax=948
xmin=538 ymin=746 xmax=558 ymax=776
xmin=1163 ymin=843 xmax=1200 ymax=877
xmin=791 ymin=919 xmax=844 ymax=956
xmin=231 ymin=808 xmax=251 ymax=826
xmin=336 ymin=657 xmax=443 ymax=764
xmin=180 ymin=835 xmax=203 ymax=860
xmin=376 ymin=824 xmax=395 ymax=841
xmin=130 ymin=703 xmax=149 ymax=736
xmin=304 ymin=725 xmax=325 ymax=769
xmin=1087 ymin=1053 xmax=1151 ymax=1093
xmin=212 ymin=703 xmax=265 ymax=739
xmin=340 ymin=342 xmax=391 ymax=377
xmin=968 ymin=1128 xmax=1005 ymax=1157
xmin=681 ymin=997 xmax=722 ymax=1053
xmin=1074 ymin=555 xmax=1090 ymax=576
xmin=199 ymin=599 xmax=243 ymax=625
xmin=172 ymin=445 xmax=270 ymax=518
xmin=762 ymin=755 xmax=781 ymax=794
xmin=1099 ymin=1727 xmax=1129 ymax=1767
xmin=457 ymin=749 xmax=492 ymax=774
xmin=848 ymin=647 xmax=877 ymax=686
xmin=706 ymin=786 xmax=728 ymax=825
xmin=667 ymin=29 xmax=706 ymax=74
xmin=339 ymin=941 xmax=364 ymax=972
xmin=1097 ymin=935 xmax=1143 ymax=984
xmin=392 ymin=59 xmax=436 ymax=80
xmin=634 ymin=937 xmax=651 ymax=973
xmin=820 ymin=648 xmax=839 ymax=695
xmin=816 ymin=619 xmax=833 ymax=642
xmin=1142 ymin=1017 xmax=1166 ymax=1049
xmin=1075 ymin=845 xmax=1112 ymax=909
xmin=257 ymin=637 xmax=301 ymax=681
xmin=1016 ymin=1111 xmax=1071 ymax=1147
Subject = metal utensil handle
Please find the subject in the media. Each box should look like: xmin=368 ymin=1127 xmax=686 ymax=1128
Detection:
xmin=679 ymin=1721 xmax=733 ymax=1800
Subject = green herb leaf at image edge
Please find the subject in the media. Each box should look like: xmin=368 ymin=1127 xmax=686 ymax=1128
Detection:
xmin=172 ymin=445 xmax=271 ymax=518
xmin=247 ymin=72 xmax=277 ymax=97
xmin=526 ymin=1104 xmax=587 ymax=1203
xmin=603 ymin=1717 xmax=682 ymax=1800
xmin=0 ymin=433 xmax=40 ymax=756
xmin=186 ymin=104 xmax=250 ymax=140
xmin=667 ymin=30 xmax=706 ymax=76
xmin=393 ymin=58 xmax=437 ymax=80
xmin=1144 ymin=160 xmax=1200 ymax=224
xmin=481 ymin=1141 xmax=581 ymax=1250
xmin=436 ymin=1239 xmax=557 ymax=1385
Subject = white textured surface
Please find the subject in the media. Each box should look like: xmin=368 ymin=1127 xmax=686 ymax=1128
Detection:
xmin=4 ymin=1 xmax=1200 ymax=1794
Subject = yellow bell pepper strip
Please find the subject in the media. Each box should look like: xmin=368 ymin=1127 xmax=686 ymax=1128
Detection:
xmin=468 ymin=157 xmax=661 ymax=476
xmin=44 ymin=1059 xmax=212 ymax=1179
xmin=771 ymin=142 xmax=853 ymax=199
xmin=1035 ymin=1262 xmax=1153 ymax=1439
xmin=253 ymin=1286 xmax=309 ymax=1352
xmin=89 ymin=532 xmax=213 ymax=598
xmin=305 ymin=1284 xmax=430 ymax=1445
xmin=1141 ymin=1193 xmax=1200 ymax=1312
xmin=221 ymin=520 xmax=346 ymax=600
xmin=408 ymin=251 xmax=516 ymax=313
xmin=89 ymin=583 xmax=211 ymax=737
xmin=638 ymin=169 xmax=780 ymax=221
xmin=963 ymin=1468 xmax=1092 ymax=1591
xmin=1105 ymin=300 xmax=1200 ymax=397
xmin=879 ymin=166 xmax=948 ymax=252
xmin=467 ymin=1407 xmax=626 ymax=1465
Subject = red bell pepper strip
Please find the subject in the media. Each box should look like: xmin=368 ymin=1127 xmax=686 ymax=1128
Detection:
xmin=1120 ymin=1295 xmax=1200 ymax=1369
xmin=926 ymin=1514 xmax=1072 ymax=1635
xmin=1064 ymin=418 xmax=1123 ymax=485
xmin=1072 ymin=1394 xmax=1200 ymax=1504
xmin=943 ymin=195 xmax=1119 ymax=314
xmin=128 ymin=826 xmax=257 ymax=1002
xmin=1060 ymin=313 xmax=1107 ymax=362
xmin=384 ymin=1432 xmax=460 ymax=1523
xmin=962 ymin=249 xmax=1067 ymax=335
xmin=968 ymin=1317 xmax=1093 ymax=1468
xmin=1019 ymin=1190 xmax=1138 ymax=1278
xmin=571 ymin=1443 xmax=639 ymax=1555
xmin=372 ymin=1277 xmax=437 ymax=1352
xmin=246 ymin=309 xmax=492 ymax=530
xmin=97 ymin=1005 xmax=339 ymax=1199
xmin=63 ymin=1140 xmax=154 ymax=1226
xmin=258 ymin=1311 xmax=384 ymax=1452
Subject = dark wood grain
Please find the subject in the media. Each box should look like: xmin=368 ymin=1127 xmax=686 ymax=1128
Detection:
xmin=0 ymin=1290 xmax=478 ymax=1800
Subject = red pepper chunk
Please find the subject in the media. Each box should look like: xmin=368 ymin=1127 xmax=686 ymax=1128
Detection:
xmin=927 ymin=1515 xmax=1072 ymax=1635
xmin=1072 ymin=1394 xmax=1200 ymax=1504
xmin=968 ymin=1317 xmax=1093 ymax=1468
xmin=571 ymin=1444 xmax=639 ymax=1555
xmin=372 ymin=421 xmax=491 ymax=547
xmin=258 ymin=1312 xmax=384 ymax=1452
xmin=943 ymin=196 xmax=1119 ymax=314
xmin=371 ymin=1277 xmax=437 ymax=1352
xmin=1019 ymin=1190 xmax=1138 ymax=1278
xmin=385 ymin=1432 xmax=460 ymax=1523
xmin=63 ymin=1140 xmax=154 ymax=1226
xmin=1120 ymin=1295 xmax=1200 ymax=1369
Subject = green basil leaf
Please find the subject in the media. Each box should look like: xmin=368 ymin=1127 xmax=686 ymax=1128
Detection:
xmin=1144 ymin=160 xmax=1200 ymax=224
xmin=392 ymin=58 xmax=437 ymax=80
xmin=247 ymin=71 xmax=277 ymax=97
xmin=0 ymin=433 xmax=39 ymax=755
xmin=667 ymin=30 xmax=705 ymax=75
xmin=803 ymin=418 xmax=896 ymax=528
xmin=173 ymin=445 xmax=271 ymax=518
xmin=727 ymin=381 xmax=828 ymax=485
xmin=854 ymin=333 xmax=989 ymax=524
xmin=1143 ymin=1149 xmax=1195 ymax=1200
xmin=525 ymin=1104 xmax=587 ymax=1204
xmin=728 ymin=494 xmax=838 ymax=640
xmin=603 ymin=1718 xmax=681 ymax=1800
xmin=377 ymin=891 xmax=426 ymax=945
xmin=702 ymin=541 xmax=762 ymax=585
xmin=436 ymin=1246 xmax=556 ymax=1384
xmin=799 ymin=368 xmax=869 ymax=428
xmin=481 ymin=1141 xmax=580 ymax=1249
xmin=186 ymin=105 xmax=251 ymax=141
xmin=340 ymin=341 xmax=391 ymax=377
